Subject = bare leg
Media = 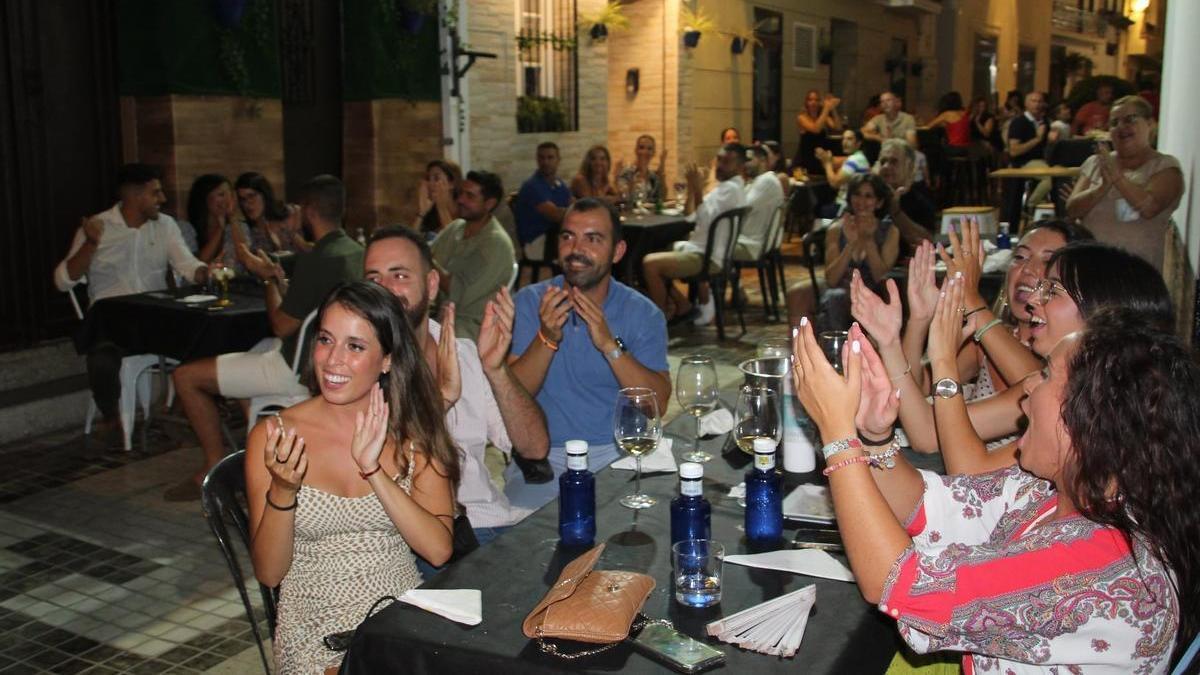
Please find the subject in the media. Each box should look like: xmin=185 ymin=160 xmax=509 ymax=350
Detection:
xmin=786 ymin=281 xmax=817 ymax=327
xmin=172 ymin=358 xmax=229 ymax=484
xmin=642 ymin=254 xmax=690 ymax=315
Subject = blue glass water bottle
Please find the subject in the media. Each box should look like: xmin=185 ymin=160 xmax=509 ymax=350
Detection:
xmin=996 ymin=221 xmax=1011 ymax=250
xmin=559 ymin=440 xmax=595 ymax=547
xmin=670 ymin=462 xmax=711 ymax=546
xmin=744 ymin=438 xmax=783 ymax=547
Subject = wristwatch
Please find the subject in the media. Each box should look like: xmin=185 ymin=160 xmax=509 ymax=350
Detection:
xmin=933 ymin=377 xmax=961 ymax=399
xmin=605 ymin=337 xmax=627 ymax=362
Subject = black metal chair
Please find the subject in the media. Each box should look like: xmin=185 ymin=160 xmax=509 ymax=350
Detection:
xmin=201 ymin=450 xmax=277 ymax=674
xmin=731 ymin=204 xmax=786 ymax=323
xmin=801 ymin=227 xmax=827 ymax=292
xmin=682 ymin=206 xmax=751 ymax=341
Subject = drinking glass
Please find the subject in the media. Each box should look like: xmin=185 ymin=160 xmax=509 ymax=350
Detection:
xmin=733 ymin=385 xmax=780 ymax=455
xmin=672 ymin=539 xmax=724 ymax=608
xmin=818 ymin=330 xmax=848 ymax=374
xmin=673 ymin=181 xmax=687 ymax=205
xmin=212 ymin=263 xmax=233 ymax=308
xmin=757 ymin=338 xmax=790 ymax=361
xmin=676 ymin=355 xmax=719 ymax=463
xmin=613 ymin=387 xmax=663 ymax=509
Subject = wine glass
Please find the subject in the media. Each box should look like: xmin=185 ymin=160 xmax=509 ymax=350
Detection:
xmin=818 ymin=330 xmax=848 ymax=374
xmin=733 ymin=385 xmax=780 ymax=456
xmin=673 ymin=181 xmax=687 ymax=206
xmin=613 ymin=387 xmax=663 ymax=509
xmin=212 ymin=263 xmax=234 ymax=307
xmin=676 ymin=355 xmax=719 ymax=463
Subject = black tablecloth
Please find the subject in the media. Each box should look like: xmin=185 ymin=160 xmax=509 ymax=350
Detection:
xmin=75 ymin=286 xmax=271 ymax=361
xmin=340 ymin=409 xmax=946 ymax=674
xmin=617 ymin=213 xmax=692 ymax=288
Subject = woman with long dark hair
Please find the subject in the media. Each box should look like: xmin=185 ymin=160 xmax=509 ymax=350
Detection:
xmin=921 ymin=91 xmax=970 ymax=149
xmin=412 ymin=159 xmax=463 ymax=237
xmin=236 ymin=171 xmax=309 ymax=254
xmin=791 ymin=303 xmax=1195 ymax=673
xmin=246 ymin=281 xmax=460 ymax=674
xmin=187 ymin=173 xmax=251 ymax=273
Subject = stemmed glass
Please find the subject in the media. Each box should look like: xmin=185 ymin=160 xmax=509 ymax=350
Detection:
xmin=613 ymin=387 xmax=663 ymax=509
xmin=212 ymin=263 xmax=234 ymax=307
xmin=673 ymin=181 xmax=687 ymax=206
xmin=733 ymin=385 xmax=780 ymax=455
xmin=676 ymin=355 xmax=719 ymax=463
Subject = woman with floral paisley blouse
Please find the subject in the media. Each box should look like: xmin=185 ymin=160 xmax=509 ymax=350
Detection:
xmin=791 ymin=302 xmax=1198 ymax=673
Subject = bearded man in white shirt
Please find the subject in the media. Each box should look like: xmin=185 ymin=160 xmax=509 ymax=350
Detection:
xmin=733 ymin=144 xmax=786 ymax=262
xmin=642 ymin=143 xmax=748 ymax=324
xmin=54 ymin=163 xmax=209 ymax=445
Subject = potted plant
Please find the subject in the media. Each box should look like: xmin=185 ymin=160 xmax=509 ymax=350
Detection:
xmin=579 ymin=1 xmax=629 ymax=42
xmin=680 ymin=4 xmax=714 ymax=49
xmin=728 ymin=22 xmax=763 ymax=55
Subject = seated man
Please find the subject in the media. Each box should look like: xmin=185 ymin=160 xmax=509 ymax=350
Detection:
xmin=54 ymin=163 xmax=210 ymax=446
xmin=365 ymin=227 xmax=548 ymax=553
xmin=873 ymin=138 xmax=935 ymax=252
xmin=642 ymin=143 xmax=748 ymax=324
xmin=169 ymin=175 xmax=363 ymax=501
xmin=430 ymin=170 xmax=515 ymax=341
xmin=861 ymin=90 xmax=917 ymax=145
xmin=506 ymin=198 xmax=671 ymax=510
xmin=514 ymin=142 xmax=571 ymax=269
xmin=815 ymin=128 xmax=870 ymax=216
xmin=734 ymin=144 xmax=786 ymax=262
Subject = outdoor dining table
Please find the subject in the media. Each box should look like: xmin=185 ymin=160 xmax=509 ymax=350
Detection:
xmin=75 ymin=284 xmax=271 ymax=362
xmin=617 ymin=212 xmax=693 ymax=288
xmin=340 ymin=398 xmax=948 ymax=674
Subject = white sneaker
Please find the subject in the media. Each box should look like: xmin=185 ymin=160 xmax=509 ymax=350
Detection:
xmin=692 ymin=298 xmax=716 ymax=326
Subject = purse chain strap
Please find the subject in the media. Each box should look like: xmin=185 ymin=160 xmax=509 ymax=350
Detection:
xmin=535 ymin=615 xmax=673 ymax=660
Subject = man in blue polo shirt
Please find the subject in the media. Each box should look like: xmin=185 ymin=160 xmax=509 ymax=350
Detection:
xmin=515 ymin=142 xmax=572 ymax=264
xmin=506 ymin=198 xmax=671 ymax=510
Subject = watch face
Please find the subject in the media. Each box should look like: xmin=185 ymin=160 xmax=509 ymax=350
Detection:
xmin=935 ymin=378 xmax=959 ymax=398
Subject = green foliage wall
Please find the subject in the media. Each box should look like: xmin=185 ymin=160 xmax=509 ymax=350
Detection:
xmin=342 ymin=0 xmax=442 ymax=102
xmin=117 ymin=0 xmax=282 ymax=97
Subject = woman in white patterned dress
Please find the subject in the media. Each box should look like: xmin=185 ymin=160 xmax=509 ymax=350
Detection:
xmin=792 ymin=297 xmax=1198 ymax=673
xmin=245 ymin=281 xmax=460 ymax=674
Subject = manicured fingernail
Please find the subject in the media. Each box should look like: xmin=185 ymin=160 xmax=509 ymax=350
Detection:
xmin=955 ymin=271 xmax=963 ymax=278
xmin=940 ymin=291 xmax=945 ymax=297
xmin=791 ymin=326 xmax=798 ymax=339
xmin=852 ymin=340 xmax=861 ymax=354
xmin=895 ymin=388 xmax=902 ymax=399
xmin=800 ymin=316 xmax=808 ymax=326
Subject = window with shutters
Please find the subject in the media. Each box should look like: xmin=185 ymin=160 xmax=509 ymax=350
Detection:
xmin=792 ymin=22 xmax=816 ymax=71
xmin=515 ymin=0 xmax=578 ymax=133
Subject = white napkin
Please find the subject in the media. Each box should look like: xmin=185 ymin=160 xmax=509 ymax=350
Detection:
xmin=782 ymin=484 xmax=835 ymax=524
xmin=178 ymin=294 xmax=218 ymax=303
xmin=707 ymin=585 xmax=816 ymax=657
xmin=399 ymin=589 xmax=482 ymax=625
xmin=723 ymin=549 xmax=855 ymax=583
xmin=611 ymin=438 xmax=676 ymax=473
xmin=697 ymin=408 xmax=734 ymax=436
xmin=727 ymin=482 xmax=746 ymax=500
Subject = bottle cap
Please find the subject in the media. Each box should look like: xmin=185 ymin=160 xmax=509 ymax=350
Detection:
xmin=679 ymin=462 xmax=704 ymax=479
xmin=565 ymin=440 xmax=588 ymax=456
xmin=752 ymin=438 xmax=776 ymax=454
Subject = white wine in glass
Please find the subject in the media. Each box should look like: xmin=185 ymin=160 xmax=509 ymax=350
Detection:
xmin=676 ymin=355 xmax=718 ymax=463
xmin=614 ymin=387 xmax=663 ymax=509
xmin=733 ymin=385 xmax=780 ymax=456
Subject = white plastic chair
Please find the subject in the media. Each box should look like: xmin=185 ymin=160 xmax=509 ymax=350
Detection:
xmin=244 ymin=309 xmax=319 ymax=437
xmin=69 ymin=284 xmax=177 ymax=451
xmin=507 ymin=261 xmax=519 ymax=290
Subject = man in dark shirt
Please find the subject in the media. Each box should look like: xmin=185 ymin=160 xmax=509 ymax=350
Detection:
xmin=1004 ymin=91 xmax=1051 ymax=223
xmin=168 ymin=175 xmax=363 ymax=500
xmin=514 ymin=143 xmax=572 ymax=266
xmin=874 ymin=138 xmax=934 ymax=252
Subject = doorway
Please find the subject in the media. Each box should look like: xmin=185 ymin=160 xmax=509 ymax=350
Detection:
xmin=752 ymin=8 xmax=783 ymax=144
xmin=971 ymin=34 xmax=998 ymax=104
xmin=828 ymin=19 xmax=857 ymax=110
xmin=280 ymin=0 xmax=343 ymax=199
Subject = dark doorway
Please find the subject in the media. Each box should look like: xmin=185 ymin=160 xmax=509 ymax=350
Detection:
xmin=971 ymin=34 xmax=998 ymax=103
xmin=1017 ymin=45 xmax=1037 ymax=97
xmin=0 ymin=0 xmax=121 ymax=350
xmin=1049 ymin=44 xmax=1068 ymax=103
xmin=280 ymin=0 xmax=343 ymax=198
xmin=752 ymin=8 xmax=783 ymax=144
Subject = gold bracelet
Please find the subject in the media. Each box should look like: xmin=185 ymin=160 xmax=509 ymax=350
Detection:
xmin=888 ymin=364 xmax=912 ymax=381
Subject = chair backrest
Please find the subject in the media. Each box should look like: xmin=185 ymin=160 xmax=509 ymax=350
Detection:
xmin=703 ymin=206 xmax=752 ymax=277
xmin=1046 ymin=138 xmax=1097 ymax=168
xmin=200 ymin=450 xmax=277 ymax=673
xmin=763 ymin=204 xmax=786 ymax=257
xmin=507 ymin=261 xmax=519 ymax=290
xmin=290 ymin=309 xmax=320 ymax=373
xmin=65 ymin=275 xmax=89 ymax=321
xmin=1171 ymin=630 xmax=1200 ymax=675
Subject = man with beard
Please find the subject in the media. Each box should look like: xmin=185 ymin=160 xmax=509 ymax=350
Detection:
xmin=55 ymin=163 xmax=210 ymax=447
xmin=365 ymin=226 xmax=548 ymax=554
xmin=506 ymin=198 xmax=671 ymax=509
xmin=430 ymin=170 xmax=514 ymax=341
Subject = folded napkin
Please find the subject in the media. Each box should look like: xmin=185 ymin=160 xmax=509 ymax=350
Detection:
xmin=178 ymin=294 xmax=218 ymax=303
xmin=723 ymin=549 xmax=854 ymax=583
xmin=707 ymin=585 xmax=816 ymax=657
xmin=399 ymin=589 xmax=482 ymax=625
xmin=612 ymin=438 xmax=676 ymax=473
xmin=698 ymin=408 xmax=734 ymax=436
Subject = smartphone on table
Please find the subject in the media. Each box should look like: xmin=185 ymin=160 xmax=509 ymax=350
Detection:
xmin=632 ymin=622 xmax=725 ymax=673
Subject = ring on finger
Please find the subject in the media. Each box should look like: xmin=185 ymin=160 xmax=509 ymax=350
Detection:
xmin=274 ymin=452 xmax=288 ymax=463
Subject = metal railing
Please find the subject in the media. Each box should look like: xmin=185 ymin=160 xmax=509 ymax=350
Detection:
xmin=1051 ymin=0 xmax=1109 ymax=37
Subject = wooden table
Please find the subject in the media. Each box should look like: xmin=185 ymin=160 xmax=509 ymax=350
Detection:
xmin=988 ymin=166 xmax=1081 ymax=180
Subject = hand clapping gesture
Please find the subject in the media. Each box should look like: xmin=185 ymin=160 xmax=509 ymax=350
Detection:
xmin=791 ymin=318 xmax=861 ymax=439
xmin=927 ymin=273 xmax=967 ymax=367
xmin=437 ymin=303 xmax=461 ymax=409
xmin=851 ymin=323 xmax=900 ymax=441
xmin=814 ymin=147 xmax=833 ymax=166
xmin=906 ymin=240 xmax=939 ymax=324
xmin=937 ymin=217 xmax=986 ymax=311
xmin=350 ymin=384 xmax=390 ymax=476
xmin=570 ymin=286 xmax=616 ymax=354
xmin=537 ymin=285 xmax=571 ymax=344
xmin=477 ymin=287 xmax=515 ymax=373
xmin=264 ymin=416 xmax=308 ymax=495
xmin=850 ymin=271 xmax=902 ymax=347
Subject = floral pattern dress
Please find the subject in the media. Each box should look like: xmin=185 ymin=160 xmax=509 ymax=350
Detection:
xmin=880 ymin=465 xmax=1178 ymax=674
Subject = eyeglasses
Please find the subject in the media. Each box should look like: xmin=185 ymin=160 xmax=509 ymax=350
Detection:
xmin=1108 ymin=114 xmax=1143 ymax=130
xmin=1032 ymin=278 xmax=1066 ymax=304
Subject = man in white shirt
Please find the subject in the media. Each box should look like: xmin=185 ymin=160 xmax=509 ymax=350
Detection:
xmin=53 ymin=163 xmax=209 ymax=444
xmin=363 ymin=226 xmax=549 ymax=563
xmin=642 ymin=143 xmax=748 ymax=324
xmin=733 ymin=144 xmax=786 ymax=262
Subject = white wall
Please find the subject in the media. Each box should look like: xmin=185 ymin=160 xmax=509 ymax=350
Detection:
xmin=1159 ymin=0 xmax=1199 ymax=270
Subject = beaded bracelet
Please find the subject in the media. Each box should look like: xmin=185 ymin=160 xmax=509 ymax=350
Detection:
xmin=822 ymin=439 xmax=901 ymax=476
xmin=820 ymin=437 xmax=862 ymax=461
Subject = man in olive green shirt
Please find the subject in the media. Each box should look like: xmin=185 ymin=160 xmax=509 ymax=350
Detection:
xmin=431 ymin=170 xmax=516 ymax=340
